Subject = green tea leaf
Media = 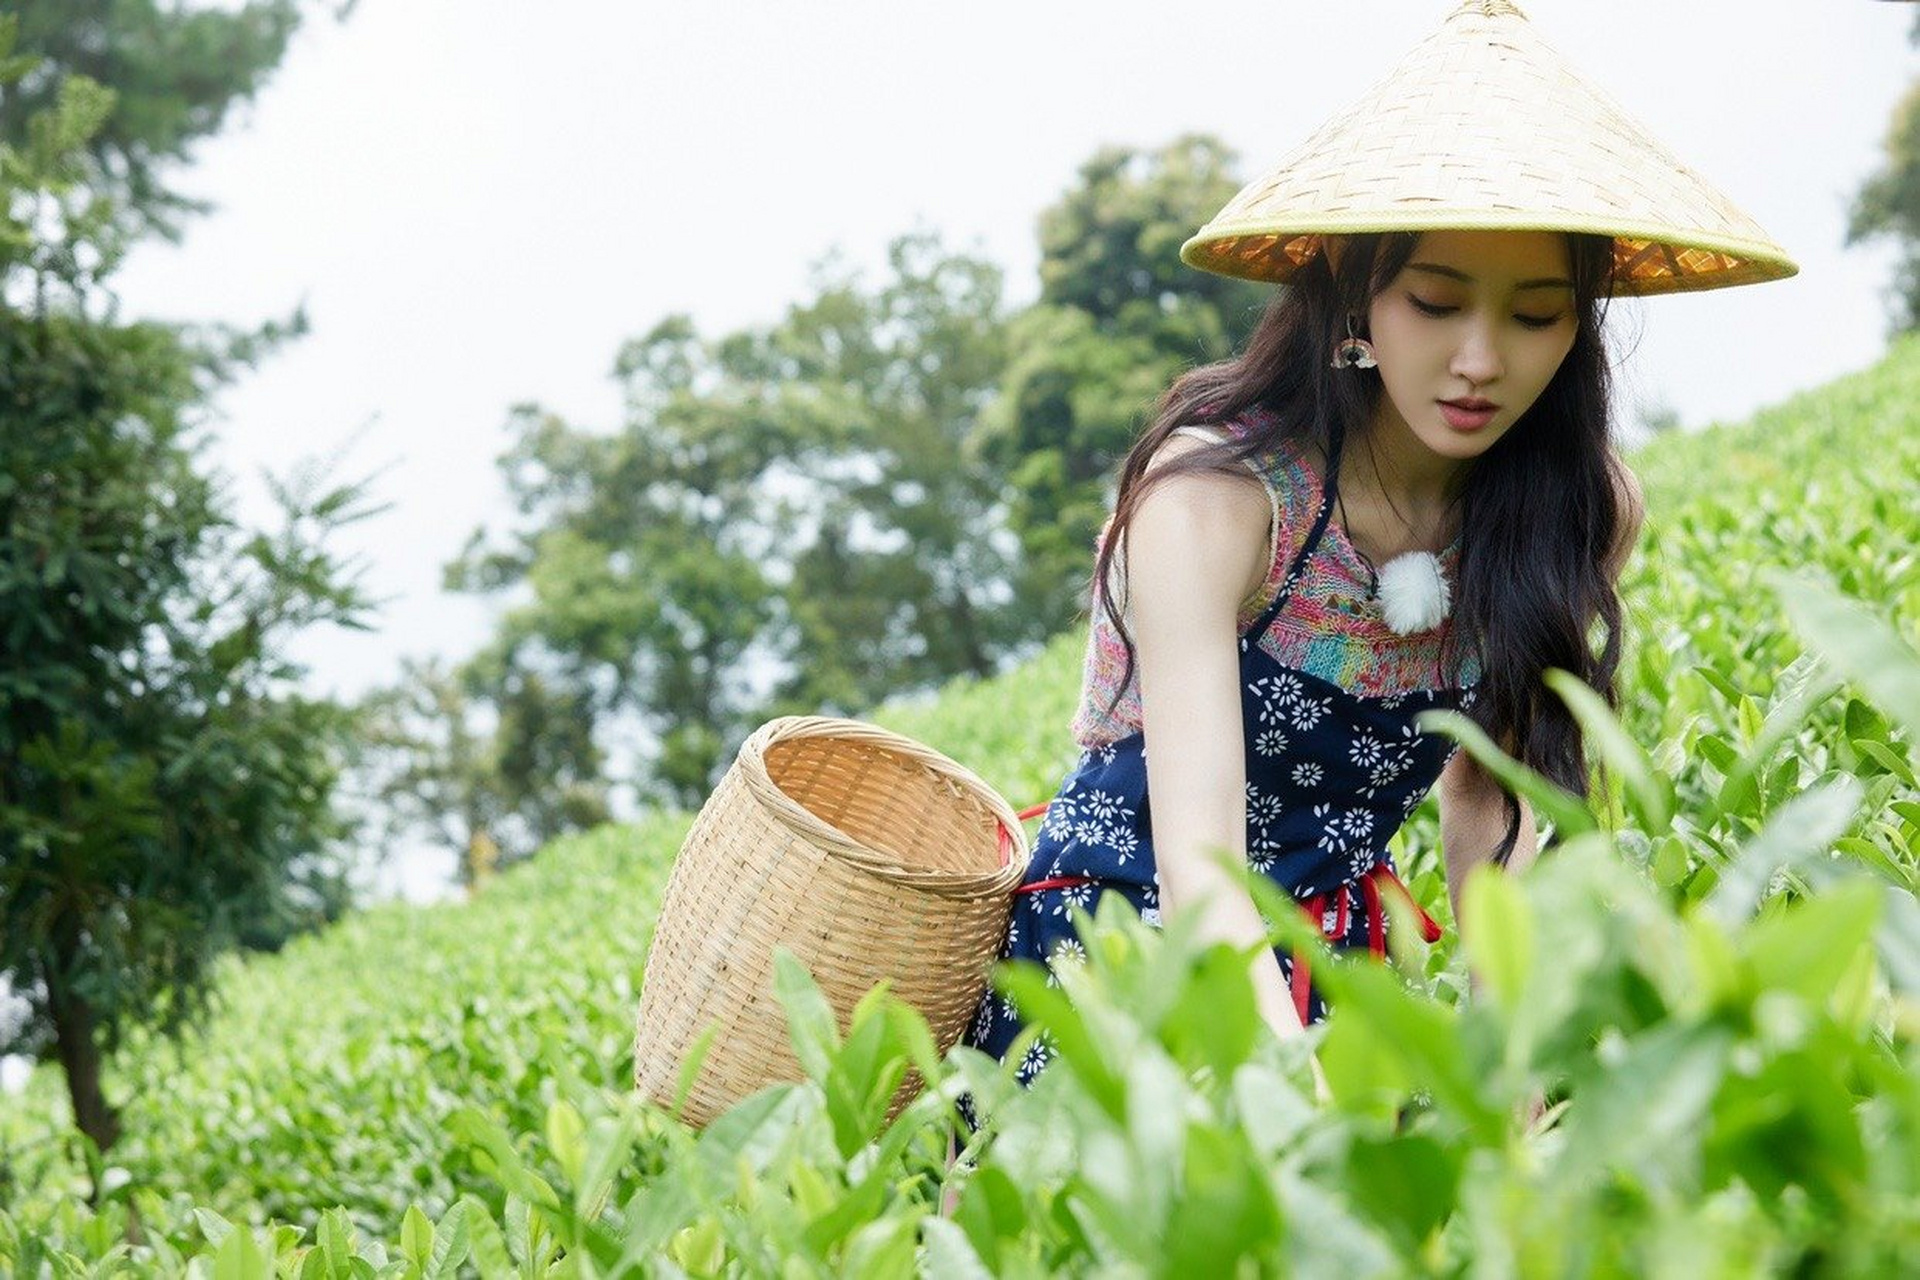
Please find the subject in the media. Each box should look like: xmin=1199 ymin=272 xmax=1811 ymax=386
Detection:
xmin=919 ymin=1218 xmax=995 ymax=1280
xmin=211 ymin=1222 xmax=272 ymax=1280
xmin=694 ymin=1085 xmax=808 ymax=1186
xmin=425 ymin=1202 xmax=471 ymax=1280
xmin=1693 ymin=664 xmax=1745 ymax=707
xmin=772 ymin=947 xmax=841 ymax=1084
xmin=669 ymin=1021 xmax=722 ymax=1125
xmin=1314 ymin=961 xmax=1502 ymax=1143
xmin=400 ymin=1205 xmax=432 ymax=1268
xmin=1855 ymin=738 xmax=1917 ymax=785
xmin=1459 ymin=863 xmax=1535 ymax=1025
xmin=1158 ymin=942 xmax=1260 ymax=1081
xmin=1554 ymin=1023 xmax=1731 ymax=1183
xmin=446 ymin=1108 xmax=561 ymax=1211
xmin=1705 ymin=776 xmax=1863 ymax=927
xmin=1766 ymin=567 xmax=1920 ymax=747
xmin=1877 ymin=887 xmax=1920 ymax=998
xmin=457 ymin=1196 xmax=515 ymax=1280
xmin=1741 ymin=878 xmax=1883 ymax=1000
xmin=1164 ymin=1122 xmax=1283 ymax=1271
xmin=1544 ymin=667 xmax=1674 ymax=832
xmin=952 ymin=1165 xmax=1028 ymax=1269
xmin=544 ymin=1100 xmax=586 ymax=1188
xmin=995 ymin=961 xmax=1124 ymax=1119
xmin=575 ymin=1108 xmax=646 ymax=1222
xmin=1344 ymin=1132 xmax=1460 ymax=1254
xmin=1415 ymin=709 xmax=1597 ymax=837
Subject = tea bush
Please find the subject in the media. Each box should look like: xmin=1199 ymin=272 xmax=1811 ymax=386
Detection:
xmin=2 ymin=335 xmax=1917 ymax=1276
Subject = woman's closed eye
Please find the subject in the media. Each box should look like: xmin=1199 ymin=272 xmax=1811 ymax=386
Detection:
xmin=1407 ymin=295 xmax=1563 ymax=329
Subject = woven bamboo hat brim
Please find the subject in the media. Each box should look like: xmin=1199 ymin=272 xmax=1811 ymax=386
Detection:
xmin=633 ymin=715 xmax=1028 ymax=1129
xmin=1182 ymin=0 xmax=1796 ymax=297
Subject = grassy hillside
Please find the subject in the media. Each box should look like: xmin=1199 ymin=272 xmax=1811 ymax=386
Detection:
xmin=3 ymin=333 xmax=1917 ymax=1275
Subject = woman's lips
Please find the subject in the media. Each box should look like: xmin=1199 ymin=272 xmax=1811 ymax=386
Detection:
xmin=1439 ymin=400 xmax=1497 ymax=431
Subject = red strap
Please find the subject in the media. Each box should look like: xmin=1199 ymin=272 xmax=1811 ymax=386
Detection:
xmin=1365 ymin=861 xmax=1444 ymax=943
xmin=1291 ymin=892 xmax=1331 ymax=1027
xmin=1360 ymin=872 xmax=1387 ymax=959
xmin=1002 ymin=802 xmax=1051 ymax=873
xmin=1013 ymin=874 xmax=1100 ymax=895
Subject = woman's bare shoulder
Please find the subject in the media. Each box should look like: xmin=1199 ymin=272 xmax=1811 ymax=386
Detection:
xmin=1124 ymin=435 xmax=1273 ymax=631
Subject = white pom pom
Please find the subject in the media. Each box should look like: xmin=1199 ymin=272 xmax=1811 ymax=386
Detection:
xmin=1376 ymin=550 xmax=1451 ymax=635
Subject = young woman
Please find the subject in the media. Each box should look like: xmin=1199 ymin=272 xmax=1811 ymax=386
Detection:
xmin=949 ymin=0 xmax=1795 ymax=1148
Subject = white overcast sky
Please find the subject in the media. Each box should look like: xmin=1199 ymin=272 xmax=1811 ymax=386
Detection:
xmin=94 ymin=0 xmax=1912 ymax=901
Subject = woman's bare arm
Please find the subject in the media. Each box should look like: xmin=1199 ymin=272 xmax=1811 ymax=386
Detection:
xmin=1125 ymin=435 xmax=1312 ymax=1042
xmin=1438 ymin=749 xmax=1539 ymax=931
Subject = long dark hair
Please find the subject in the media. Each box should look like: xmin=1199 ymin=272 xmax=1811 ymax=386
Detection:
xmin=1090 ymin=230 xmax=1624 ymax=866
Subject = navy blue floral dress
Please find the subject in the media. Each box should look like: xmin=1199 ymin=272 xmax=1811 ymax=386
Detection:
xmin=956 ymin=412 xmax=1477 ymax=1130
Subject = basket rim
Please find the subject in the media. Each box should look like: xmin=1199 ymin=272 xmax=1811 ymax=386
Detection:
xmin=739 ymin=715 xmax=1030 ymax=897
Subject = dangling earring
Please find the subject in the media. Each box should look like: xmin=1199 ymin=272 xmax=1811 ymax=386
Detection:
xmin=1329 ymin=312 xmax=1377 ymax=370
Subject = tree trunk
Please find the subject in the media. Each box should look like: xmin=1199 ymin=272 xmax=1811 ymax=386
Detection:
xmin=41 ymin=926 xmax=123 ymax=1199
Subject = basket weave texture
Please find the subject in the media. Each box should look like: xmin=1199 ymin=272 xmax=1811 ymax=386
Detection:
xmin=1181 ymin=0 xmax=1796 ymax=296
xmin=632 ymin=715 xmax=1028 ymax=1129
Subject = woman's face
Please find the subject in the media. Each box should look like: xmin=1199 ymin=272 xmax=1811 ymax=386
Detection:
xmin=1363 ymin=229 xmax=1580 ymax=465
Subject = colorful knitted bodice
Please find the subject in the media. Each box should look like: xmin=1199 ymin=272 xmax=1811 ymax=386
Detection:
xmin=1069 ymin=404 xmax=1482 ymax=749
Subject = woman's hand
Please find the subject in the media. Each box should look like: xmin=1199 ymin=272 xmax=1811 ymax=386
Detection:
xmin=1256 ymin=983 xmax=1332 ymax=1105
xmin=1262 ymin=1014 xmax=1332 ymax=1105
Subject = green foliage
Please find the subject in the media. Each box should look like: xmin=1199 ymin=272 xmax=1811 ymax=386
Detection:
xmin=0 ymin=7 xmax=381 ymax=1181
xmin=740 ymin=231 xmax=1024 ymax=714
xmin=348 ymin=651 xmax=613 ymax=885
xmin=390 ymin=135 xmax=1270 ymax=836
xmin=977 ymin=135 xmax=1271 ymax=635
xmin=420 ymin=227 xmax=1025 ymax=817
xmin=1850 ymin=68 xmax=1920 ymax=334
xmin=5 ymin=331 xmax=1919 ymax=1274
xmin=0 ymin=0 xmax=307 ymax=244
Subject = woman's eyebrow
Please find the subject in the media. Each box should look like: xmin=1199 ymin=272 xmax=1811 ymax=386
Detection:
xmin=1407 ymin=262 xmax=1575 ymax=291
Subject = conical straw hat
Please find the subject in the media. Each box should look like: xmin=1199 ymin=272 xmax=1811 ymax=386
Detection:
xmin=1181 ymin=0 xmax=1796 ymax=296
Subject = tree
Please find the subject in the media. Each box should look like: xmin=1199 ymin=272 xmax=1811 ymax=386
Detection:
xmin=976 ymin=135 xmax=1271 ymax=634
xmin=765 ymin=230 xmax=1024 ymax=712
xmin=344 ymin=651 xmax=611 ymax=891
xmin=1845 ymin=14 xmax=1920 ymax=335
xmin=0 ymin=0 xmax=307 ymax=243
xmin=0 ymin=6 xmax=377 ymax=1189
xmin=425 ymin=230 xmax=1023 ymax=817
xmin=440 ymin=367 xmax=790 ymax=813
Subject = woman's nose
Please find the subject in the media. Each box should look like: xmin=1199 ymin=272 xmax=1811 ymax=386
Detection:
xmin=1449 ymin=317 xmax=1505 ymax=384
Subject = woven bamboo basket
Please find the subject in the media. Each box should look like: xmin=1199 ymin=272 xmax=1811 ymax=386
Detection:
xmin=632 ymin=715 xmax=1029 ymax=1129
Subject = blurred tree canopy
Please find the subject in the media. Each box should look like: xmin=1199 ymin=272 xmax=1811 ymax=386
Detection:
xmin=1846 ymin=14 xmax=1920 ymax=334
xmin=0 ymin=2 xmax=375 ymax=1183
xmin=370 ymin=138 xmax=1272 ymax=845
xmin=408 ymin=230 xmax=1020 ymax=819
xmin=978 ymin=135 xmax=1270 ymax=633
xmin=0 ymin=0 xmax=305 ymax=243
xmin=344 ymin=652 xmax=610 ymax=898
